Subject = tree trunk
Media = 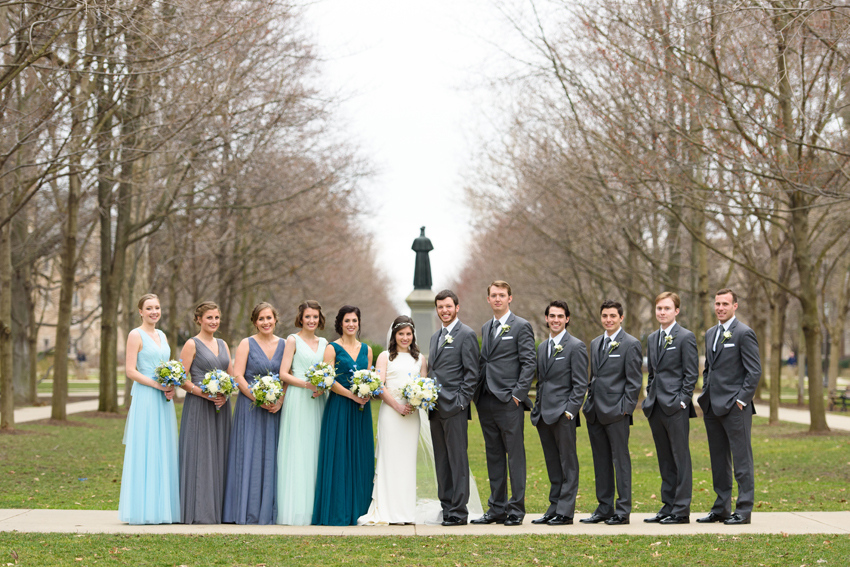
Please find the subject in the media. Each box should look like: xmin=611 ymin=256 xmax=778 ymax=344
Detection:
xmin=769 ymin=288 xmax=789 ymax=424
xmin=0 ymin=183 xmax=14 ymax=429
xmin=752 ymin=312 xmax=768 ymax=402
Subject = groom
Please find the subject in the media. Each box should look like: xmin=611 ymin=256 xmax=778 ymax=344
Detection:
xmin=428 ymin=289 xmax=480 ymax=526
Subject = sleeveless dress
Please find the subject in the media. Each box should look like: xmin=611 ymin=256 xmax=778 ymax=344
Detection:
xmin=311 ymin=342 xmax=375 ymax=526
xmin=276 ymin=334 xmax=328 ymax=525
xmin=118 ymin=328 xmax=180 ymax=524
xmin=179 ymin=337 xmax=232 ymax=524
xmin=358 ymin=352 xmax=422 ymax=525
xmin=222 ymin=337 xmax=284 ymax=524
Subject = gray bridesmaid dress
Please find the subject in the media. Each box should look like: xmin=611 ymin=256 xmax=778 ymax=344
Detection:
xmin=179 ymin=337 xmax=232 ymax=524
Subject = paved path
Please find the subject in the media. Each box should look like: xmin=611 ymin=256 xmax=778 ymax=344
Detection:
xmin=0 ymin=509 xmax=847 ymax=536
xmin=752 ymin=402 xmax=850 ymax=431
xmin=14 ymin=396 xmax=126 ymax=424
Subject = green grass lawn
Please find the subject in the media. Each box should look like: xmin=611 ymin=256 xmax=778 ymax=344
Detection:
xmin=0 ymin=533 xmax=847 ymax=566
xmin=1 ymin=402 xmax=848 ymax=513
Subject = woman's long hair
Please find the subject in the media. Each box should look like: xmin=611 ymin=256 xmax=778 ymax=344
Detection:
xmin=388 ymin=315 xmax=420 ymax=362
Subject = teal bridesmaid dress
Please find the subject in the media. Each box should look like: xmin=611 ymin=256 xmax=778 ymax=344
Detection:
xmin=311 ymin=342 xmax=374 ymax=525
xmin=118 ymin=328 xmax=180 ymax=524
xmin=276 ymin=334 xmax=328 ymax=525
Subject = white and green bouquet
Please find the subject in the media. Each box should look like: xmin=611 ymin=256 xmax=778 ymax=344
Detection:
xmin=402 ymin=374 xmax=441 ymax=412
xmin=201 ymin=368 xmax=237 ymax=413
xmin=349 ymin=367 xmax=383 ymax=411
xmin=250 ymin=372 xmax=283 ymax=408
xmin=153 ymin=360 xmax=187 ymax=401
xmin=305 ymin=361 xmax=336 ymax=395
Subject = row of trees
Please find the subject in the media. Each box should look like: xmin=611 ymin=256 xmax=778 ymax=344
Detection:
xmin=456 ymin=0 xmax=850 ymax=431
xmin=0 ymin=1 xmax=396 ymax=430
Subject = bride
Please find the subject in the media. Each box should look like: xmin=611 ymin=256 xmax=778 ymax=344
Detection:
xmin=359 ymin=315 xmax=483 ymax=525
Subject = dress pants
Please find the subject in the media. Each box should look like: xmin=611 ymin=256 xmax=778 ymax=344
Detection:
xmin=703 ymin=402 xmax=754 ymax=519
xmin=430 ymin=408 xmax=470 ymax=520
xmin=477 ymin=388 xmax=526 ymax=519
xmin=647 ymin=407 xmax=692 ymax=516
xmin=586 ymin=417 xmax=631 ymax=518
xmin=536 ymin=413 xmax=579 ymax=517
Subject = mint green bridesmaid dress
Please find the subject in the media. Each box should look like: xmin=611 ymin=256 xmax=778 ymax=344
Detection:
xmin=275 ymin=334 xmax=328 ymax=525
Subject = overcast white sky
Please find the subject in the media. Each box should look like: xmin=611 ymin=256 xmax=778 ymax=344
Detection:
xmin=306 ymin=0 xmax=511 ymax=309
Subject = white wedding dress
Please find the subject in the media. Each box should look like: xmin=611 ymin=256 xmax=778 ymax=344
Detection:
xmin=358 ymin=351 xmax=483 ymax=525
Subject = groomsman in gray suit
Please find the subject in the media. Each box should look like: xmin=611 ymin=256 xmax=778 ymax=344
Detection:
xmin=530 ymin=300 xmax=588 ymax=526
xmin=642 ymin=292 xmax=699 ymax=525
xmin=428 ymin=289 xmax=480 ymax=526
xmin=581 ymin=299 xmax=642 ymax=526
xmin=697 ymin=288 xmax=761 ymax=525
xmin=471 ymin=280 xmax=536 ymax=526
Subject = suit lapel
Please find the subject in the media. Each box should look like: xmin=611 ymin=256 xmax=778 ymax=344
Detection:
xmin=591 ymin=336 xmax=601 ymax=376
xmin=429 ymin=331 xmax=438 ymax=364
xmin=489 ymin=312 xmax=515 ymax=357
xmin=482 ymin=321 xmax=493 ymax=358
xmin=598 ymin=329 xmax=619 ymax=370
xmin=712 ymin=319 xmax=738 ymax=365
xmin=657 ymin=325 xmax=674 ymax=364
xmin=431 ymin=321 xmax=452 ymax=365
xmin=543 ymin=336 xmax=556 ymax=375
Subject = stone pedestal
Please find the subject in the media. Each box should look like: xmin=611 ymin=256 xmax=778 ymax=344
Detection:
xmin=406 ymin=289 xmax=437 ymax=344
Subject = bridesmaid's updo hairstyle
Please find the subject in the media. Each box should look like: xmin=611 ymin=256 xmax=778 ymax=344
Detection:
xmin=250 ymin=302 xmax=279 ymax=327
xmin=334 ymin=305 xmax=361 ymax=339
xmin=194 ymin=300 xmax=221 ymax=326
xmin=295 ymin=300 xmax=325 ymax=330
xmin=388 ymin=315 xmax=420 ymax=362
xmin=137 ymin=293 xmax=159 ymax=312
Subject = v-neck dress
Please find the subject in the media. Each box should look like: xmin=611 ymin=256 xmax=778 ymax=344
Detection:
xmin=118 ymin=328 xmax=180 ymax=524
xmin=179 ymin=337 xmax=232 ymax=524
xmin=223 ymin=337 xmax=284 ymax=524
xmin=276 ymin=334 xmax=328 ymax=525
xmin=311 ymin=342 xmax=375 ymax=526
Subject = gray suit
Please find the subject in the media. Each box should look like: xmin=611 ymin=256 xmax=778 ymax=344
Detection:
xmin=582 ymin=328 xmax=642 ymax=518
xmin=697 ymin=318 xmax=761 ymax=520
xmin=428 ymin=319 xmax=480 ymax=521
xmin=530 ymin=331 xmax=588 ymax=518
xmin=642 ymin=323 xmax=698 ymax=517
xmin=475 ymin=312 xmax=536 ymax=519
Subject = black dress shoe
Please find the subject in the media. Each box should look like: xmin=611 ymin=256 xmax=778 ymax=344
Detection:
xmin=696 ymin=512 xmax=730 ymax=523
xmin=504 ymin=514 xmax=523 ymax=526
xmin=604 ymin=514 xmax=629 ymax=525
xmin=723 ymin=513 xmax=750 ymax=525
xmin=547 ymin=514 xmax=573 ymax=525
xmin=579 ymin=513 xmax=610 ymax=524
xmin=471 ymin=513 xmax=505 ymax=525
xmin=643 ymin=513 xmax=669 ymax=523
xmin=531 ymin=514 xmax=555 ymax=525
xmin=660 ymin=514 xmax=689 ymax=525
xmin=441 ymin=516 xmax=467 ymax=526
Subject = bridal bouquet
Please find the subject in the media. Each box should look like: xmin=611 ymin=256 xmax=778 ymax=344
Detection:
xmin=250 ymin=372 xmax=283 ymax=408
xmin=305 ymin=362 xmax=336 ymax=394
xmin=402 ymin=375 xmax=441 ymax=412
xmin=201 ymin=369 xmax=237 ymax=413
xmin=349 ymin=368 xmax=383 ymax=411
xmin=153 ymin=360 xmax=187 ymax=401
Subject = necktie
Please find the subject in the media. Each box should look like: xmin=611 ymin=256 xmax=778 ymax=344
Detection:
xmin=492 ymin=319 xmax=500 ymax=338
xmin=712 ymin=324 xmax=723 ymax=352
xmin=548 ymin=338 xmax=554 ymax=357
xmin=659 ymin=330 xmax=665 ymax=349
xmin=603 ymin=336 xmax=610 ymax=355
xmin=438 ymin=327 xmax=447 ymax=347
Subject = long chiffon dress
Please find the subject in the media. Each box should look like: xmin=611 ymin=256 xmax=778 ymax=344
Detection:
xmin=222 ymin=337 xmax=284 ymax=524
xmin=118 ymin=328 xmax=180 ymax=524
xmin=179 ymin=337 xmax=232 ymax=524
xmin=276 ymin=334 xmax=328 ymax=525
xmin=311 ymin=342 xmax=375 ymax=526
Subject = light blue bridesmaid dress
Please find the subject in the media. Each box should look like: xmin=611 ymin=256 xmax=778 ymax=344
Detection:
xmin=118 ymin=328 xmax=180 ymax=524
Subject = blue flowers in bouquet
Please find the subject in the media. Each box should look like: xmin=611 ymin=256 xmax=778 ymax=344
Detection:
xmin=250 ymin=372 xmax=283 ymax=408
xmin=153 ymin=360 xmax=187 ymax=402
xmin=305 ymin=361 xmax=336 ymax=395
xmin=349 ymin=367 xmax=383 ymax=411
xmin=201 ymin=368 xmax=237 ymax=413
xmin=402 ymin=374 xmax=441 ymax=412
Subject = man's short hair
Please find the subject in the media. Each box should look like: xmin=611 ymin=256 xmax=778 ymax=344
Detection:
xmin=434 ymin=289 xmax=459 ymax=307
xmin=600 ymin=299 xmax=623 ymax=317
xmin=545 ymin=300 xmax=570 ymax=328
xmin=655 ymin=291 xmax=680 ymax=309
xmin=715 ymin=288 xmax=738 ymax=303
xmin=487 ymin=280 xmax=512 ymax=296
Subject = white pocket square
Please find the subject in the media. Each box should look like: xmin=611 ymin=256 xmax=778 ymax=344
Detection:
xmin=609 ymin=354 xmax=621 ymax=358
xmin=501 ymin=336 xmax=514 ymax=340
xmin=555 ymin=356 xmax=565 ymax=360
xmin=723 ymin=343 xmax=735 ymax=348
xmin=666 ymin=346 xmax=676 ymax=350
xmin=444 ymin=346 xmax=454 ymax=349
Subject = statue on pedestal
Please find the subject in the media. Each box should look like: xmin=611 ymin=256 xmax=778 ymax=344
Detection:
xmin=412 ymin=226 xmax=433 ymax=290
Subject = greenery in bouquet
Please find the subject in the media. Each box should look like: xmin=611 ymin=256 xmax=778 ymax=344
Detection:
xmin=201 ymin=369 xmax=237 ymax=413
xmin=305 ymin=361 xmax=336 ymax=394
xmin=402 ymin=374 xmax=441 ymax=412
xmin=250 ymin=372 xmax=283 ymax=408
xmin=349 ymin=367 xmax=383 ymax=411
xmin=153 ymin=360 xmax=187 ymax=401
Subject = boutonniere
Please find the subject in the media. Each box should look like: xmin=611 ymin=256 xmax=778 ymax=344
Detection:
xmin=499 ymin=324 xmax=511 ymax=336
xmin=553 ymin=344 xmax=563 ymax=355
xmin=664 ymin=335 xmax=674 ymax=348
xmin=721 ymin=330 xmax=732 ymax=343
xmin=441 ymin=334 xmax=454 ymax=347
xmin=608 ymin=341 xmax=620 ymax=354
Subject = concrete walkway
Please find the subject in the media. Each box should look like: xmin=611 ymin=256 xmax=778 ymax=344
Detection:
xmin=753 ymin=402 xmax=850 ymax=431
xmin=14 ymin=395 xmax=125 ymax=424
xmin=0 ymin=509 xmax=847 ymax=536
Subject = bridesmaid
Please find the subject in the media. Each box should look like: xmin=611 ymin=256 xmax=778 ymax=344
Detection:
xmin=223 ymin=302 xmax=284 ymax=524
xmin=118 ymin=293 xmax=180 ymax=524
xmin=276 ymin=300 xmax=328 ymax=525
xmin=312 ymin=305 xmax=375 ymax=526
xmin=178 ymin=300 xmax=233 ymax=524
